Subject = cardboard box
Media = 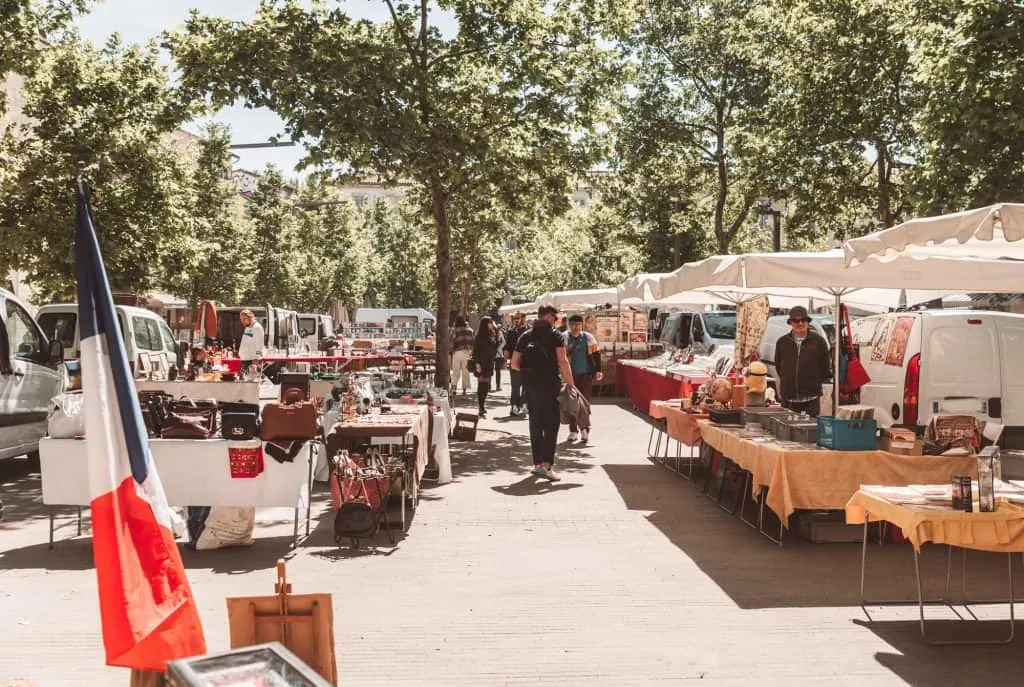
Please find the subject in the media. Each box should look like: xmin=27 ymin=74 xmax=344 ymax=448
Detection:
xmin=880 ymin=436 xmax=924 ymax=456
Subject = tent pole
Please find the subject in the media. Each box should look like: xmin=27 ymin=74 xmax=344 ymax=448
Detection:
xmin=833 ymin=292 xmax=841 ymax=415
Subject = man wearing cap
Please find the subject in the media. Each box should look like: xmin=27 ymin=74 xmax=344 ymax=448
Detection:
xmin=774 ymin=306 xmax=831 ymax=416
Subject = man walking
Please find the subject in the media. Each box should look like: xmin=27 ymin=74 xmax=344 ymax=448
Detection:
xmin=512 ymin=304 xmax=575 ymax=481
xmin=450 ymin=315 xmax=475 ymax=396
xmin=774 ymin=306 xmax=830 ymax=416
xmin=503 ymin=311 xmax=529 ymax=416
xmin=564 ymin=314 xmax=603 ymax=443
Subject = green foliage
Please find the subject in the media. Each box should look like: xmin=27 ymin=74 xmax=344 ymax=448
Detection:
xmin=907 ymin=0 xmax=1024 ymax=213
xmin=0 ymin=32 xmax=195 ymax=301
xmin=168 ymin=0 xmax=613 ymax=383
xmin=244 ymin=166 xmax=296 ymax=306
xmin=363 ymin=198 xmax=434 ymax=310
xmin=615 ymin=0 xmax=773 ymax=255
xmin=0 ymin=0 xmax=87 ymax=111
xmin=167 ymin=123 xmax=255 ymax=306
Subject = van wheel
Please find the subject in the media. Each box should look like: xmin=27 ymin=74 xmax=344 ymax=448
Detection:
xmin=25 ymin=451 xmax=40 ymax=471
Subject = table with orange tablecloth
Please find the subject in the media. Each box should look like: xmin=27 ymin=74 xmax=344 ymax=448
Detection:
xmin=698 ymin=420 xmax=979 ymax=525
xmin=845 ymin=486 xmax=1024 ymax=645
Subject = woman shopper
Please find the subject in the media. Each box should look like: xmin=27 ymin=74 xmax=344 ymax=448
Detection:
xmin=493 ymin=326 xmax=506 ymax=391
xmin=471 ymin=317 xmax=500 ymax=418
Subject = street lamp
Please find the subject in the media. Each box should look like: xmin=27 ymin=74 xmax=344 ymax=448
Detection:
xmin=757 ymin=192 xmax=788 ymax=252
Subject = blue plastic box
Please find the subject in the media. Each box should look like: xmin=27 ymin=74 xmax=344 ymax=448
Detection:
xmin=816 ymin=416 xmax=878 ymax=451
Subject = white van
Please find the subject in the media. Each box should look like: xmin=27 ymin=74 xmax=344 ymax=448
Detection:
xmin=659 ymin=310 xmax=737 ymax=356
xmin=759 ymin=314 xmax=835 ymax=384
xmin=1 ymin=289 xmax=64 ymax=463
xmin=36 ymin=303 xmax=180 ymax=373
xmin=851 ymin=310 xmax=1024 ymax=446
xmin=298 ymin=313 xmax=335 ymax=352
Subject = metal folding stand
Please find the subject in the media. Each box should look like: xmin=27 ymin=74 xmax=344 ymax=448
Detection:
xmin=859 ymin=519 xmax=1017 ymax=645
xmin=738 ymin=474 xmax=759 ymax=529
xmin=757 ymin=492 xmax=786 ymax=546
xmin=714 ymin=458 xmax=745 ymax=516
xmin=646 ymin=418 xmax=668 ymax=463
xmin=48 ymin=506 xmax=85 ymax=549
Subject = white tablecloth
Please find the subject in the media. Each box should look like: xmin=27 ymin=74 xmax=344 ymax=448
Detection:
xmin=135 ymin=380 xmax=261 ymax=404
xmin=432 ymin=412 xmax=452 ymax=484
xmin=39 ymin=438 xmax=309 ymax=508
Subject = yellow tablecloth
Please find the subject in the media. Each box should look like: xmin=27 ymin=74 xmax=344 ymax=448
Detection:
xmin=648 ymin=399 xmax=685 ymax=420
xmin=699 ymin=420 xmax=979 ymax=525
xmin=846 ymin=488 xmax=1024 ymax=553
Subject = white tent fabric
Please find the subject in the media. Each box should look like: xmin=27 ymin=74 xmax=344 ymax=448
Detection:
xmin=657 ymin=255 xmax=745 ymax=297
xmin=843 ymin=203 xmax=1024 ymax=266
xmin=535 ymin=288 xmax=618 ymax=309
xmin=617 ymin=273 xmax=671 ymax=302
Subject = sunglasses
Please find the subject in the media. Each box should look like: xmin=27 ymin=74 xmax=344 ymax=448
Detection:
xmin=789 ymin=318 xmax=810 ymax=324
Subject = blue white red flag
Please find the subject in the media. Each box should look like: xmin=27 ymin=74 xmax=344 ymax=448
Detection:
xmin=74 ymin=181 xmax=206 ymax=670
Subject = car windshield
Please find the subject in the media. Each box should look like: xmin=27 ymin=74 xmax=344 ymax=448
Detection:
xmin=299 ymin=317 xmax=316 ymax=336
xmin=37 ymin=312 xmax=77 ymax=349
xmin=703 ymin=313 xmax=737 ymax=339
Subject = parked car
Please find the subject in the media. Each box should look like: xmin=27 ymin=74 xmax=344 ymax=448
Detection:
xmin=758 ymin=314 xmax=836 ymax=385
xmin=298 ymin=313 xmax=335 ymax=352
xmin=1 ymin=289 xmax=64 ymax=465
xmin=36 ymin=303 xmax=179 ymax=374
xmin=659 ymin=310 xmax=737 ymax=356
xmin=850 ymin=310 xmax=1024 ymax=447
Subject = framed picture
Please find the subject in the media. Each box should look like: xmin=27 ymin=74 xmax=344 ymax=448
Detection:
xmin=628 ymin=331 xmax=648 ymax=344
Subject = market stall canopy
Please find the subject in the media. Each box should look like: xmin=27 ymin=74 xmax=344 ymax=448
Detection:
xmin=843 ymin=203 xmax=1024 ymax=266
xmin=354 ymin=307 xmax=434 ymax=324
xmin=617 ymin=273 xmax=671 ymax=302
xmin=656 ymin=255 xmax=745 ymax=297
xmin=535 ymin=288 xmax=618 ymax=309
xmin=737 ymin=249 xmax=1024 ymax=295
xmin=498 ymin=302 xmax=533 ymax=315
xmin=655 ymin=286 xmax=924 ymax=313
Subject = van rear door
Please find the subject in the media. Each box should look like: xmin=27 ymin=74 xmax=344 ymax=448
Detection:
xmin=921 ymin=315 xmax=1001 ymax=425
xmin=997 ymin=321 xmax=1024 ymax=428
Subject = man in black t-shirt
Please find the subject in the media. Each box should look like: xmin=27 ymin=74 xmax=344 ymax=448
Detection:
xmin=512 ymin=304 xmax=576 ymax=481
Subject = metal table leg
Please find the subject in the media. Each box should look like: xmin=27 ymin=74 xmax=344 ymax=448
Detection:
xmin=49 ymin=511 xmax=55 ymax=550
xmin=757 ymin=492 xmax=784 ymax=546
xmin=739 ymin=477 xmax=759 ymax=529
xmin=914 ymin=549 xmax=1016 ymax=645
xmin=305 ymin=441 xmax=315 ymax=537
xmin=646 ymin=420 xmax=665 ymax=462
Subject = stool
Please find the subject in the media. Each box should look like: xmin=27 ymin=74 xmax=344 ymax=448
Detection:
xmin=452 ymin=412 xmax=479 ymax=441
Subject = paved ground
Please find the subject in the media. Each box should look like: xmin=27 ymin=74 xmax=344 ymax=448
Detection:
xmin=2 ymin=385 xmax=1024 ymax=686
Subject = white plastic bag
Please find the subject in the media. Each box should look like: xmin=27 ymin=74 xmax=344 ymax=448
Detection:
xmin=47 ymin=392 xmax=85 ymax=438
xmin=194 ymin=506 xmax=256 ymax=550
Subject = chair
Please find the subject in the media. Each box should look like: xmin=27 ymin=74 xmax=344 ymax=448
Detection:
xmin=451 ymin=411 xmax=479 ymax=441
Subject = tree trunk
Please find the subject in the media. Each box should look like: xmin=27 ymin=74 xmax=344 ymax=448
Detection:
xmin=432 ymin=183 xmax=452 ymax=387
xmin=876 ymin=140 xmax=892 ymax=228
xmin=714 ymin=122 xmax=729 ymax=253
xmin=460 ymin=274 xmax=471 ymax=316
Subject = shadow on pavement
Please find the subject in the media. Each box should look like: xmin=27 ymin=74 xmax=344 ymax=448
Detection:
xmin=490 ymin=475 xmax=584 ymax=496
xmin=0 ymin=458 xmax=51 ymax=531
xmin=602 ymin=463 xmax=1024 ymax=609
xmin=852 ymin=618 xmax=1024 ymax=684
xmin=439 ymin=429 xmax=595 ymax=481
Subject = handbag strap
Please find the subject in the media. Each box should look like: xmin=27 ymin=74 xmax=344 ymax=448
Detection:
xmin=841 ymin=303 xmax=856 ymax=354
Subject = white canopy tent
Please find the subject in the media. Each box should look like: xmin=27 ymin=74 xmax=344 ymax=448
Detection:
xmin=843 ymin=203 xmax=1024 ymax=266
xmin=617 ymin=273 xmax=672 ymax=303
xmin=535 ymin=288 xmax=618 ymax=310
xmin=657 ymin=248 xmax=1017 ymax=405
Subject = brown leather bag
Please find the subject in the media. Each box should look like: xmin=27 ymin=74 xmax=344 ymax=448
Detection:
xmin=260 ymin=399 xmax=317 ymax=440
xmin=161 ymin=407 xmax=219 ymax=439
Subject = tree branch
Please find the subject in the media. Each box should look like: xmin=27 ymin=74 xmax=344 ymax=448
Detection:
xmin=383 ymin=0 xmax=418 ymax=62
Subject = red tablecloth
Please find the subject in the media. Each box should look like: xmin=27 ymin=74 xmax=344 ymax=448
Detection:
xmin=616 ymin=363 xmax=688 ymax=414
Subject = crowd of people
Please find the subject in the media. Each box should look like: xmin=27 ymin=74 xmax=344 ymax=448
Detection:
xmin=449 ymin=305 xmax=602 ymax=482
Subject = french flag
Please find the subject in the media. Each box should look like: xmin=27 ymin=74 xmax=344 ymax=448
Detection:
xmin=74 ymin=181 xmax=206 ymax=670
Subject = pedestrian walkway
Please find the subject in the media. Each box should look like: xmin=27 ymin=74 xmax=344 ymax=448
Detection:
xmin=1 ymin=386 xmax=1022 ymax=685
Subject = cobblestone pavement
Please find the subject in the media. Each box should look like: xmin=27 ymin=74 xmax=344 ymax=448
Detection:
xmin=2 ymin=386 xmax=1023 ymax=686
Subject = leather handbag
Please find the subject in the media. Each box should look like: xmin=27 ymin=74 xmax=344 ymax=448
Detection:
xmin=138 ymin=391 xmax=174 ymax=437
xmin=260 ymin=399 xmax=317 ymax=440
xmin=839 ymin=304 xmax=871 ymax=393
xmin=279 ymin=372 xmax=311 ymax=402
xmin=220 ymin=400 xmax=260 ymax=440
xmin=161 ymin=407 xmax=218 ymax=439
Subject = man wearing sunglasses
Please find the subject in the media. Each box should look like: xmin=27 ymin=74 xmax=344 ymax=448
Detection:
xmin=774 ymin=306 xmax=830 ymax=416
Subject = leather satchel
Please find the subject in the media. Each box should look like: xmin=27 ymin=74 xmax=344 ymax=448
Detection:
xmin=260 ymin=399 xmax=317 ymax=440
xmin=161 ymin=407 xmax=218 ymax=439
xmin=220 ymin=400 xmax=260 ymax=440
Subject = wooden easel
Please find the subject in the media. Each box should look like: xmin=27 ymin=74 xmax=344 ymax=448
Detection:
xmin=225 ymin=559 xmax=338 ymax=685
